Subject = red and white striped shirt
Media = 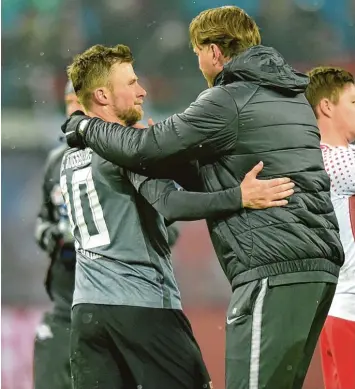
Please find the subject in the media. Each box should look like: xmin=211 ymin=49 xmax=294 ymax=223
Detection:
xmin=321 ymin=143 xmax=355 ymax=321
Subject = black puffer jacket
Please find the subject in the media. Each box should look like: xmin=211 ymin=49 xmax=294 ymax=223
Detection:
xmin=69 ymin=45 xmax=344 ymax=288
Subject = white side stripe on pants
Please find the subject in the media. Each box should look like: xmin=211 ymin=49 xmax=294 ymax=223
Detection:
xmin=249 ymin=278 xmax=268 ymax=389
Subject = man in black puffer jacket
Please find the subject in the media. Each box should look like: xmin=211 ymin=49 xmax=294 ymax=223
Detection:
xmin=62 ymin=6 xmax=344 ymax=389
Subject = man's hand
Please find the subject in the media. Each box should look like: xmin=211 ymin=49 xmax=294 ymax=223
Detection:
xmin=133 ymin=118 xmax=155 ymax=129
xmin=133 ymin=123 xmax=146 ymax=129
xmin=241 ymin=162 xmax=294 ymax=209
xmin=61 ymin=110 xmax=90 ymax=149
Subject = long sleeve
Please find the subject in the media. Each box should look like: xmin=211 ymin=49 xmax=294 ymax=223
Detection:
xmin=127 ymin=172 xmax=242 ymax=224
xmin=82 ymin=86 xmax=238 ymax=175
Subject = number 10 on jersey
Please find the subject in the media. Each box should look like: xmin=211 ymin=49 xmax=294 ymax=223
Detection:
xmin=60 ymin=166 xmax=110 ymax=250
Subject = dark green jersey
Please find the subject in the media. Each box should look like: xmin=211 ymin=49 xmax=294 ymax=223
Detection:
xmin=35 ymin=144 xmax=75 ymax=318
xmin=61 ymin=148 xmax=182 ymax=309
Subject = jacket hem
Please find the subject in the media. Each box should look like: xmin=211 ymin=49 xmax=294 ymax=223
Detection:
xmin=231 ymin=258 xmax=340 ymax=291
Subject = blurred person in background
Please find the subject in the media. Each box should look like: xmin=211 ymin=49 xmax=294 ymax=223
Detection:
xmin=33 ymin=81 xmax=82 ymax=389
xmin=62 ymin=6 xmax=344 ymax=389
xmin=306 ymin=66 xmax=355 ymax=389
xmin=61 ymin=43 xmax=293 ymax=389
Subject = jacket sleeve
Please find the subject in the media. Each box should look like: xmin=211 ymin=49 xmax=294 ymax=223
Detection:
xmin=82 ymin=86 xmax=238 ymax=174
xmin=34 ymin=155 xmax=58 ymax=252
xmin=127 ymin=172 xmax=242 ymax=224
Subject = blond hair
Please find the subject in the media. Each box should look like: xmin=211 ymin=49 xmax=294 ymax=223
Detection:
xmin=305 ymin=66 xmax=354 ymax=117
xmin=67 ymin=44 xmax=133 ymax=110
xmin=189 ymin=6 xmax=261 ymax=58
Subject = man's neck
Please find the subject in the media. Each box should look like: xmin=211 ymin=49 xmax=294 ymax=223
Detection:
xmin=86 ymin=107 xmax=125 ymax=125
xmin=318 ymin=119 xmax=349 ymax=147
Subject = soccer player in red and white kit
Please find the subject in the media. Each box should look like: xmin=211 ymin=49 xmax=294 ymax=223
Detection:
xmin=306 ymin=66 xmax=355 ymax=389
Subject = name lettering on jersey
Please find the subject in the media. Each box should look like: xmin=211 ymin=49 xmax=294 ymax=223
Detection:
xmin=78 ymin=248 xmax=102 ymax=260
xmin=65 ymin=149 xmax=92 ymax=170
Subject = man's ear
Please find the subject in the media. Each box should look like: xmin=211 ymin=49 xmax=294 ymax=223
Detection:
xmin=210 ymin=43 xmax=223 ymax=65
xmin=318 ymin=98 xmax=333 ymax=118
xmin=92 ymin=87 xmax=110 ymax=106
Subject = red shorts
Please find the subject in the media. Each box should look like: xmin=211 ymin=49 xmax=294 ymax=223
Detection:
xmin=320 ymin=315 xmax=355 ymax=389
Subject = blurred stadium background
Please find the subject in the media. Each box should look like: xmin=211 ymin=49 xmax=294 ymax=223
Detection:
xmin=1 ymin=0 xmax=355 ymax=388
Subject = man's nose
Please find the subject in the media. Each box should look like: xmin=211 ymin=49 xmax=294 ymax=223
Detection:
xmin=138 ymin=84 xmax=147 ymax=97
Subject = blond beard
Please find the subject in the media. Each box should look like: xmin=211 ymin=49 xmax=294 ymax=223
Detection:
xmin=113 ymin=106 xmax=143 ymax=126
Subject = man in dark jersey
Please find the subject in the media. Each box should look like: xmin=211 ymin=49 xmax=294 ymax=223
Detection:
xmin=34 ymin=82 xmax=182 ymax=389
xmin=33 ymin=81 xmax=82 ymax=389
xmin=61 ymin=44 xmax=294 ymax=389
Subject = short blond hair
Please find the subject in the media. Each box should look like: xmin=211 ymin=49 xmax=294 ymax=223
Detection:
xmin=189 ymin=6 xmax=261 ymax=58
xmin=67 ymin=44 xmax=133 ymax=110
xmin=305 ymin=66 xmax=354 ymax=117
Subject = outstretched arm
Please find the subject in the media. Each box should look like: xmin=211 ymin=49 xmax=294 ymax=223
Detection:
xmin=127 ymin=162 xmax=295 ymax=225
xmin=65 ymin=87 xmax=238 ymax=175
xmin=127 ymin=172 xmax=242 ymax=225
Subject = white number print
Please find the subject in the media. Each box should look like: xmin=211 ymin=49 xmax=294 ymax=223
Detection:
xmin=61 ymin=166 xmax=110 ymax=250
xmin=60 ymin=174 xmax=75 ymax=236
